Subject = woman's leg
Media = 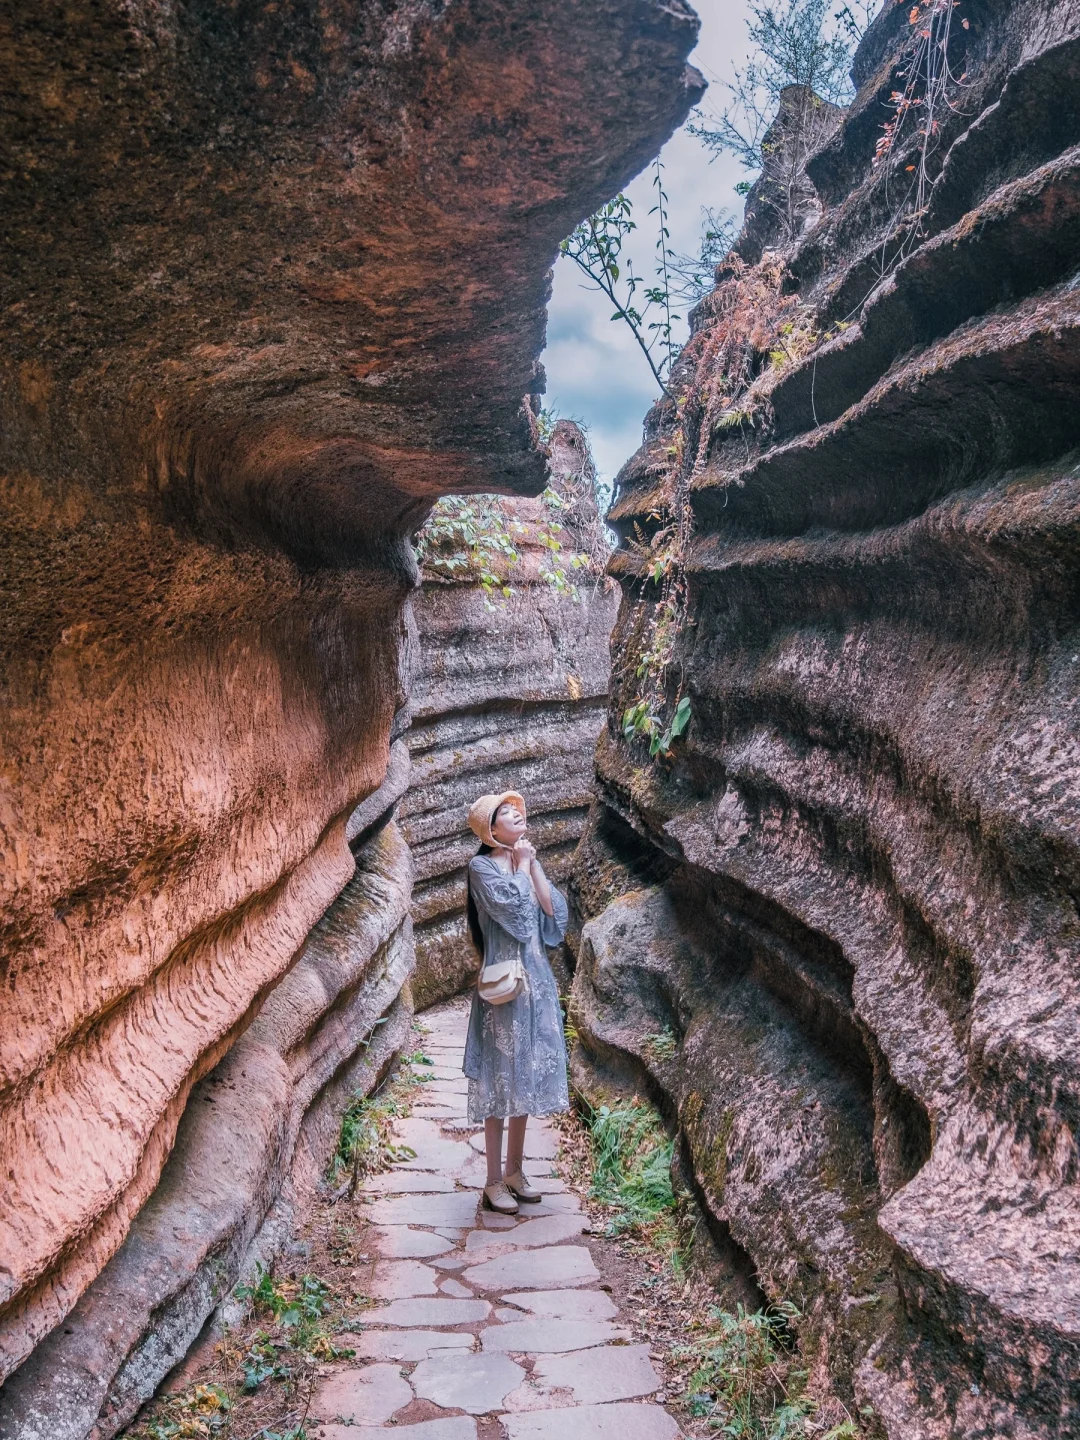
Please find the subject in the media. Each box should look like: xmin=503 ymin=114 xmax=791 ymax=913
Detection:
xmin=505 ymin=1115 xmax=528 ymax=1178
xmin=484 ymin=1117 xmax=505 ymax=1187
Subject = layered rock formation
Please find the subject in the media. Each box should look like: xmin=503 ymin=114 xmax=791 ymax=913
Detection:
xmin=403 ymin=421 xmax=617 ymax=1008
xmin=0 ymin=762 xmax=414 ymax=1440
xmin=0 ymin=1 xmax=703 ymax=1429
xmin=571 ymin=3 xmax=1080 ymax=1436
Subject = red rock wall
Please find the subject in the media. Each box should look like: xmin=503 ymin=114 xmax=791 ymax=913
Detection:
xmin=0 ymin=0 xmax=703 ymax=1426
xmin=570 ymin=3 xmax=1080 ymax=1435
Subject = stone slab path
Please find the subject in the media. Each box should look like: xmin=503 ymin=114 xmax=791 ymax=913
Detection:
xmin=309 ymin=1000 xmax=682 ymax=1440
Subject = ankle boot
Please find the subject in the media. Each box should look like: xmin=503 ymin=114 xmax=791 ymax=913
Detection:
xmin=482 ymin=1181 xmax=519 ymax=1214
xmin=503 ymin=1170 xmax=541 ymax=1203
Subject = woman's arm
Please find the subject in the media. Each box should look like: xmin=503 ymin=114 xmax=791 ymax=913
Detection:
xmin=530 ymin=858 xmax=555 ymax=918
xmin=536 ymin=863 xmax=569 ymax=946
xmin=512 ymin=838 xmax=554 ymax=917
xmin=469 ymin=856 xmax=535 ymax=943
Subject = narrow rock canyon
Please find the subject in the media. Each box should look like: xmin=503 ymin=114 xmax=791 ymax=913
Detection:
xmin=1 ymin=0 xmax=1077 ymax=1438
xmin=570 ymin=1 xmax=1080 ymax=1437
xmin=0 ymin=2 xmax=700 ymax=1433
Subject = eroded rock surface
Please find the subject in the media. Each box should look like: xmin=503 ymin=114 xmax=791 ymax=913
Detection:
xmin=402 ymin=422 xmax=618 ymax=1007
xmin=571 ymin=3 xmax=1080 ymax=1436
xmin=0 ymin=0 xmax=702 ymax=1425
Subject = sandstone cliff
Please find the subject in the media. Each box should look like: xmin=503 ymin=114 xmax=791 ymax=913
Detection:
xmin=0 ymin=1 xmax=703 ymax=1429
xmin=402 ymin=421 xmax=618 ymax=1009
xmin=570 ymin=3 xmax=1080 ymax=1436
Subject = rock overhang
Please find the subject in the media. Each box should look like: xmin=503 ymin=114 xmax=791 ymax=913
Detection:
xmin=3 ymin=0 xmax=705 ymax=567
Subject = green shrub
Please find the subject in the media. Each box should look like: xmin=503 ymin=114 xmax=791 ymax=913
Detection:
xmin=329 ymin=1086 xmax=414 ymax=1186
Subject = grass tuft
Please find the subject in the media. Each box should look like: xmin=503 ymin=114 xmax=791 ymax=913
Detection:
xmin=579 ymin=1095 xmax=692 ymax=1278
xmin=674 ymin=1300 xmax=861 ymax=1437
xmin=588 ymin=1099 xmax=678 ymax=1229
xmin=329 ymin=1075 xmax=416 ymax=1190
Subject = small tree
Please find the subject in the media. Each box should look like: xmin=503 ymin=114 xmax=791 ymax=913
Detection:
xmin=667 ymin=208 xmax=740 ymax=307
xmin=560 ymin=159 xmax=680 ymax=396
xmin=689 ymin=0 xmax=878 ymax=187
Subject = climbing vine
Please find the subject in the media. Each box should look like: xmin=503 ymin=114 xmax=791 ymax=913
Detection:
xmin=871 ymin=0 xmax=971 ymax=259
xmin=614 ymin=255 xmax=811 ymax=764
xmin=414 ymin=494 xmax=525 ymax=600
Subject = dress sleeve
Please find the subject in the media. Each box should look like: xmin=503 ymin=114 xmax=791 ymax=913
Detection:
xmin=539 ymin=884 xmax=569 ymax=947
xmin=469 ymin=857 xmax=535 ymax=944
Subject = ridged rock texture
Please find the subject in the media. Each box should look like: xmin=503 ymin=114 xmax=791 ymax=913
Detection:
xmin=402 ymin=420 xmax=618 ymax=1009
xmin=570 ymin=3 xmax=1080 ymax=1438
xmin=0 ymin=2 xmax=703 ymax=1432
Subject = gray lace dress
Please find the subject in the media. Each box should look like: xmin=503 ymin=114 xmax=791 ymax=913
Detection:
xmin=462 ymin=855 xmax=571 ymax=1123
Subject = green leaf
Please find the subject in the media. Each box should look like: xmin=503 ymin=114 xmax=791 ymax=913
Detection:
xmin=669 ymin=696 xmax=692 ymax=740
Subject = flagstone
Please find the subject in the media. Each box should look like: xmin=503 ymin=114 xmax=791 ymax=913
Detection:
xmin=389 ymin=1118 xmax=473 ymax=1172
xmin=501 ymin=1380 xmax=576 ymax=1413
xmin=370 ymin=1227 xmax=453 ymax=1258
xmin=464 ymin=1214 xmax=586 ymax=1253
xmin=310 ymin=1363 xmax=413 ymax=1426
xmin=366 ymin=1171 xmax=456 ymax=1194
xmin=367 ymin=1192 xmax=479 ymax=1228
xmin=463 ymin=1246 xmax=599 ymax=1291
xmin=515 ymin=1193 xmax=582 ymax=1217
xmin=370 ymin=1260 xmax=440 ymax=1299
xmin=410 ymin=1064 xmax=464 ymax=1081
xmin=478 ymin=1211 xmax=517 ymax=1231
xmin=439 ymin=1277 xmax=474 ymax=1299
xmin=479 ymin=1318 xmax=630 ymax=1353
xmin=375 ymin=1295 xmax=491 ymax=1326
xmin=532 ymin=1345 xmax=662 ymax=1404
xmin=501 ymin=1404 xmax=680 ymax=1440
xmin=431 ymin=1253 xmax=468 ymax=1270
xmin=410 ymin=1351 xmax=525 ymax=1414
xmin=318 ymin=1419 xmax=477 ymax=1440
xmin=349 ymin=1330 xmax=475 ymax=1362
xmin=500 ymin=1289 xmax=619 ymax=1321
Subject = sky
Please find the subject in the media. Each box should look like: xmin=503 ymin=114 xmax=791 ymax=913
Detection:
xmin=540 ymin=0 xmax=758 ymax=484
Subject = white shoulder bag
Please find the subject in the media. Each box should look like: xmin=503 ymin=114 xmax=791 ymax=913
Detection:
xmin=477 ymin=952 xmax=526 ymax=1005
xmin=473 ymin=864 xmax=527 ymax=1004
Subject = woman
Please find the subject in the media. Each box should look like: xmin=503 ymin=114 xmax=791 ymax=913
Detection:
xmin=462 ymin=790 xmax=570 ymax=1214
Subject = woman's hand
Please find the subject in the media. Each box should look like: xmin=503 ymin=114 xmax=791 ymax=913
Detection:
xmin=512 ymin=838 xmax=537 ymax=872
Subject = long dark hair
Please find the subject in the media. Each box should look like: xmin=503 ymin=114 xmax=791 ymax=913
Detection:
xmin=465 ymin=841 xmax=493 ymax=958
xmin=465 ymin=802 xmax=512 ymax=959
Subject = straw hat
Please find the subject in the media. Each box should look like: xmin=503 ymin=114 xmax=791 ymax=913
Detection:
xmin=467 ymin=791 xmax=526 ymax=847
